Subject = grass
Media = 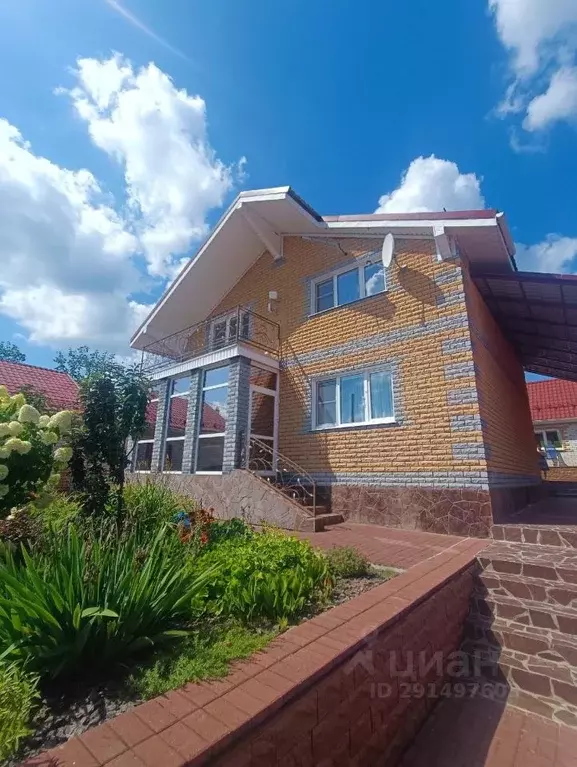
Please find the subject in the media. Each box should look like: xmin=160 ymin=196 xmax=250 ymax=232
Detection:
xmin=127 ymin=621 xmax=278 ymax=699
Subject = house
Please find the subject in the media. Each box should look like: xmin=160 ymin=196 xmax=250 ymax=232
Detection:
xmin=0 ymin=360 xmax=79 ymax=411
xmin=130 ymin=186 xmax=577 ymax=537
xmin=527 ymin=378 xmax=577 ymax=467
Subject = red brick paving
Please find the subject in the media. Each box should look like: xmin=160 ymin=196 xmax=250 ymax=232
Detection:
xmin=399 ymin=684 xmax=577 ymax=767
xmin=296 ymin=521 xmax=472 ymax=569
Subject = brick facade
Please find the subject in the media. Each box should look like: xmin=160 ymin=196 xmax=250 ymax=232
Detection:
xmin=140 ymin=235 xmax=541 ymax=536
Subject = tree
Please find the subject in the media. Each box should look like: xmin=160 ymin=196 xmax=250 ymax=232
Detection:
xmin=69 ymin=371 xmax=149 ymax=521
xmin=54 ymin=346 xmax=125 ymax=382
xmin=0 ymin=342 xmax=26 ymax=363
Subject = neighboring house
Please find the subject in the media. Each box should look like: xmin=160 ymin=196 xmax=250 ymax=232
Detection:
xmin=130 ymin=186 xmax=577 ymax=537
xmin=527 ymin=379 xmax=577 ymax=466
xmin=0 ymin=360 xmax=79 ymax=411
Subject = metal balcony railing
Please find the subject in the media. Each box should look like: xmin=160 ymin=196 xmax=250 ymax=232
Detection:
xmin=140 ymin=307 xmax=280 ymax=374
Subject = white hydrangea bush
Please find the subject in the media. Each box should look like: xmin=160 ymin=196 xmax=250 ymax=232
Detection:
xmin=0 ymin=386 xmax=74 ymax=518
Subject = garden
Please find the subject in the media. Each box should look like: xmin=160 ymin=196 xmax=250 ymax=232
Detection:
xmin=0 ymin=373 xmax=393 ymax=765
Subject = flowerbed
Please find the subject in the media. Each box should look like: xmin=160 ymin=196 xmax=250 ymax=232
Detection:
xmin=0 ymin=479 xmax=394 ymax=765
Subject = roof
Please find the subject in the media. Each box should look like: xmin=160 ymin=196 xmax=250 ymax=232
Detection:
xmin=527 ymin=379 xmax=577 ymax=422
xmin=130 ymin=186 xmax=515 ymax=351
xmin=0 ymin=360 xmax=79 ymax=410
xmin=474 ymin=271 xmax=577 ymax=382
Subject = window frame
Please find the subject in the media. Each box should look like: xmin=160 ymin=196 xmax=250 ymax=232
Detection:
xmin=312 ymin=367 xmax=395 ymax=430
xmin=535 ymin=429 xmax=564 ymax=451
xmin=134 ymin=391 xmax=159 ymax=472
xmin=310 ymin=257 xmax=386 ymax=315
xmin=162 ymin=374 xmax=191 ymax=473
xmin=209 ymin=310 xmax=250 ymax=350
xmin=195 ymin=364 xmax=229 ymax=475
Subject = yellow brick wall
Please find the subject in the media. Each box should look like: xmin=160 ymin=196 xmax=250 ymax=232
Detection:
xmin=209 ymin=236 xmax=486 ymax=478
xmin=463 ymin=270 xmax=539 ymax=480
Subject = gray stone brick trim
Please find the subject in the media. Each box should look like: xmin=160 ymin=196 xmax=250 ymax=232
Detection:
xmin=309 ymin=470 xmax=490 ymax=490
xmin=441 ymin=337 xmax=471 ymax=355
xmin=223 ymin=356 xmax=251 ymax=473
xmin=282 ymin=312 xmax=469 ymax=370
xmin=434 ymin=267 xmax=462 ymax=286
xmin=302 ymin=357 xmax=404 ymax=432
xmin=452 ymin=442 xmax=487 ymax=461
xmin=487 ymin=472 xmax=541 ymax=487
xmin=447 ymin=387 xmax=478 ymax=406
xmin=151 ymin=379 xmax=170 ymax=472
xmin=444 ymin=361 xmax=476 ymax=380
xmin=182 ymin=370 xmax=202 ymax=474
xmin=450 ymin=415 xmax=482 ymax=432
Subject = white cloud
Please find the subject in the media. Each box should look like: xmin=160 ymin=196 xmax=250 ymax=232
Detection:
xmin=516 ymin=235 xmax=577 ymax=273
xmin=489 ymin=0 xmax=577 ymax=132
xmin=523 ymin=66 xmax=577 ymax=130
xmin=375 ymin=156 xmax=484 ymax=213
xmin=0 ymin=55 xmax=241 ymax=351
xmin=65 ymin=54 xmax=241 ymax=277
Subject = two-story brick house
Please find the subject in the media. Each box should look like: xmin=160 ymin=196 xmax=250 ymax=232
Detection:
xmin=129 ymin=187 xmax=549 ymax=538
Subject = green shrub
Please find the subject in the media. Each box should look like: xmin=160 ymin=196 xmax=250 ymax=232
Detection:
xmin=0 ymin=663 xmax=39 ymax=762
xmin=31 ymin=494 xmax=81 ymax=532
xmin=0 ymin=524 xmax=219 ymax=679
xmin=197 ymin=530 xmax=333 ymax=622
xmin=206 ymin=518 xmax=253 ymax=547
xmin=325 ymin=547 xmax=371 ymax=578
xmin=123 ymin=479 xmax=200 ymax=533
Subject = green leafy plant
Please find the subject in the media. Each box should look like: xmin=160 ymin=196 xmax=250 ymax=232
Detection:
xmin=0 ymin=524 xmax=219 ymax=679
xmin=0 ymin=387 xmax=73 ymax=518
xmin=325 ymin=546 xmax=371 ymax=578
xmin=207 ymin=518 xmax=253 ymax=547
xmin=0 ymin=663 xmax=39 ymax=762
xmin=197 ymin=530 xmax=333 ymax=622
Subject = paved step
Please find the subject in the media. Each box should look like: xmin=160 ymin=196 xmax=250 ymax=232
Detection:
xmin=313 ymin=512 xmax=344 ymax=531
xmin=478 ymin=541 xmax=577 ymax=584
xmin=469 ymin=591 xmax=577 ymax=635
xmin=478 ymin=569 xmax=577 ymax=610
xmin=492 ymin=524 xmax=577 ymax=548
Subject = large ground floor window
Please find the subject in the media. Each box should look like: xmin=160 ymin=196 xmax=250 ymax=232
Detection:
xmin=163 ymin=375 xmax=191 ymax=472
xmin=196 ymin=365 xmax=229 ymax=473
xmin=134 ymin=390 xmax=159 ymax=470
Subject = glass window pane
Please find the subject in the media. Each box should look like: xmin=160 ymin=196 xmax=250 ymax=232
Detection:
xmin=142 ymin=398 xmax=158 ymax=440
xmin=197 ymin=436 xmax=225 ymax=472
xmin=204 ymin=365 xmax=229 ymax=388
xmin=370 ymin=372 xmax=394 ymax=419
xmin=317 ymin=380 xmax=337 ymax=426
xmin=200 ymin=386 xmax=228 ymax=434
xmin=167 ymin=395 xmax=188 ymax=437
xmin=315 ymin=279 xmax=334 ymax=312
xmin=250 ymin=391 xmax=275 ymax=437
xmin=336 ymin=269 xmax=360 ymax=306
xmin=171 ymin=376 xmax=191 ymax=395
xmin=240 ymin=311 xmax=250 ymax=339
xmin=212 ymin=320 xmax=227 ymax=348
xmin=535 ymin=432 xmax=545 ymax=448
xmin=546 ymin=431 xmax=562 ymax=448
xmin=340 ymin=375 xmax=365 ymax=423
xmin=163 ymin=440 xmax=183 ymax=471
xmin=135 ymin=442 xmax=153 ymax=470
xmin=364 ymin=263 xmax=386 ymax=296
xmin=250 ymin=365 xmax=277 ymax=390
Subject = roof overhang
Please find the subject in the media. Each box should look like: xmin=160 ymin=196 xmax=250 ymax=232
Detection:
xmin=131 ymin=186 xmax=515 ymax=351
xmin=475 ymin=271 xmax=577 ymax=382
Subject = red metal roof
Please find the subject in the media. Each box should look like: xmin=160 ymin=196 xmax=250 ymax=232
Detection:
xmin=0 ymin=360 xmax=79 ymax=410
xmin=527 ymin=379 xmax=577 ymax=422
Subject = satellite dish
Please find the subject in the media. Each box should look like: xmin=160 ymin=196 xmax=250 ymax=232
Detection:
xmin=381 ymin=233 xmax=395 ymax=269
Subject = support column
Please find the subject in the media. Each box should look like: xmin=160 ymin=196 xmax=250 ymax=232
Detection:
xmin=223 ymin=356 xmax=251 ymax=473
xmin=151 ymin=379 xmax=170 ymax=472
xmin=182 ymin=370 xmax=202 ymax=474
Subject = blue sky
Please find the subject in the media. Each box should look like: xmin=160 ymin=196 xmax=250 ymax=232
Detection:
xmin=0 ymin=0 xmax=576 ymax=369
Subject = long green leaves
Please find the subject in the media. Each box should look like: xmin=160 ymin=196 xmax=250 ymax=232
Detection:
xmin=0 ymin=524 xmax=217 ymax=679
xmin=0 ymin=662 xmax=39 ymax=762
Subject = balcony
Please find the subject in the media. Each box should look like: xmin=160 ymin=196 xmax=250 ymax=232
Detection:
xmin=140 ymin=307 xmax=280 ymax=375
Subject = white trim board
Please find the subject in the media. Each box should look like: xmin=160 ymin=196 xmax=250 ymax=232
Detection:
xmin=149 ymin=343 xmax=279 ymax=381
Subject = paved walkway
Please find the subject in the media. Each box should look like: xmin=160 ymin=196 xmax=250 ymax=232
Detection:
xmin=399 ymin=683 xmax=577 ymax=767
xmin=296 ymin=522 xmax=481 ymax=569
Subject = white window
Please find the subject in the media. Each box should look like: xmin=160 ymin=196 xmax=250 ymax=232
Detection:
xmin=313 ymin=368 xmax=395 ymax=429
xmin=162 ymin=375 xmax=191 ymax=472
xmin=210 ymin=311 xmax=250 ymax=350
xmin=196 ymin=365 xmax=229 ymax=473
xmin=134 ymin=390 xmax=159 ymax=471
xmin=535 ymin=429 xmax=563 ymax=450
xmin=311 ymin=258 xmax=386 ymax=314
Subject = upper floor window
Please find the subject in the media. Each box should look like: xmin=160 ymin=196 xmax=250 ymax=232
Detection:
xmin=313 ymin=368 xmax=394 ymax=429
xmin=210 ymin=311 xmax=250 ymax=350
xmin=311 ymin=259 xmax=386 ymax=315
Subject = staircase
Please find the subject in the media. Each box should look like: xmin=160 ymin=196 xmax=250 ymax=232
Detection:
xmin=245 ymin=437 xmax=343 ymax=531
xmin=464 ymin=523 xmax=577 ymax=726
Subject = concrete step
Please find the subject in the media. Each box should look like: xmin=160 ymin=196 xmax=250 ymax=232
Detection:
xmin=313 ymin=512 xmax=344 ymax=531
xmin=492 ymin=524 xmax=577 ymax=548
xmin=478 ymin=541 xmax=577 ymax=585
xmin=478 ymin=569 xmax=577 ymax=610
xmin=469 ymin=591 xmax=577 ymax=637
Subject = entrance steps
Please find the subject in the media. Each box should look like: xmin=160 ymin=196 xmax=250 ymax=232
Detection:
xmin=464 ymin=524 xmax=577 ymax=726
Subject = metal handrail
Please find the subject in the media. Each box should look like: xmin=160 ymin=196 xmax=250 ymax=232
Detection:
xmin=245 ymin=436 xmax=316 ymax=516
xmin=140 ymin=307 xmax=280 ymax=374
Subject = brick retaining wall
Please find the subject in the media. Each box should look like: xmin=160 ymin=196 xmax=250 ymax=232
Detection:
xmin=24 ymin=539 xmax=484 ymax=767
